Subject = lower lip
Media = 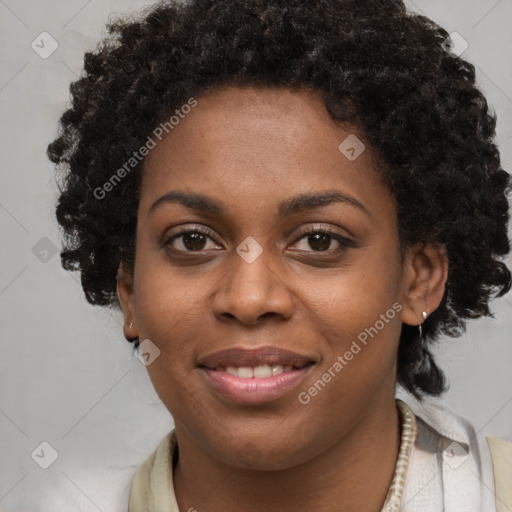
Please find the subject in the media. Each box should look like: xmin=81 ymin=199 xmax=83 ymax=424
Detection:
xmin=200 ymin=366 xmax=313 ymax=404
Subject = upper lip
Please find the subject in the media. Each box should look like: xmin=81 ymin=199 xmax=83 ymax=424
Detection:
xmin=198 ymin=345 xmax=317 ymax=369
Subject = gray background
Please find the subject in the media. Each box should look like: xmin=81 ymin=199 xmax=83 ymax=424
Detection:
xmin=1 ymin=0 xmax=511 ymax=510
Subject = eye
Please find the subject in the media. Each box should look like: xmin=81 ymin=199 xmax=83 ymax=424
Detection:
xmin=289 ymin=226 xmax=355 ymax=253
xmin=165 ymin=227 xmax=222 ymax=252
xmin=164 ymin=224 xmax=356 ymax=254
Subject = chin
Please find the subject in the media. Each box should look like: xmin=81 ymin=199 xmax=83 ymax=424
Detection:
xmin=208 ymin=432 xmax=316 ymax=471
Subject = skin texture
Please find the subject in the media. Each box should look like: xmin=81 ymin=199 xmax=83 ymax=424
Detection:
xmin=117 ymin=86 xmax=448 ymax=511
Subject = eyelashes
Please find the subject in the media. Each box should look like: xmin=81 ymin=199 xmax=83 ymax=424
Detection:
xmin=291 ymin=226 xmax=357 ymax=252
xmin=165 ymin=226 xmax=222 ymax=253
xmin=163 ymin=224 xmax=356 ymax=255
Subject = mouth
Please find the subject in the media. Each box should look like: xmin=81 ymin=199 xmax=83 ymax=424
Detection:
xmin=197 ymin=346 xmax=317 ymax=404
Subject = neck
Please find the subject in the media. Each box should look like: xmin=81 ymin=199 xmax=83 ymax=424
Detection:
xmin=173 ymin=395 xmax=401 ymax=512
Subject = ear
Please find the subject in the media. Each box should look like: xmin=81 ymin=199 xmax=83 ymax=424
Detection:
xmin=400 ymin=242 xmax=448 ymax=327
xmin=117 ymin=261 xmax=138 ymax=341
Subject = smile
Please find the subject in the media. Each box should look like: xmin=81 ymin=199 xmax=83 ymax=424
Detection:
xmin=197 ymin=346 xmax=316 ymax=404
xmin=216 ymin=364 xmax=295 ymax=378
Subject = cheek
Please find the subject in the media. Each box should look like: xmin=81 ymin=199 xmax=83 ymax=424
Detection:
xmin=135 ymin=269 xmax=211 ymax=422
xmin=295 ymin=248 xmax=403 ymax=388
xmin=132 ymin=233 xmax=214 ymax=340
xmin=301 ymin=248 xmax=402 ymax=338
xmin=131 ymin=242 xmax=213 ymax=403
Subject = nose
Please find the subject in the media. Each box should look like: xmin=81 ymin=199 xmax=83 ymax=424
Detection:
xmin=211 ymin=245 xmax=294 ymax=325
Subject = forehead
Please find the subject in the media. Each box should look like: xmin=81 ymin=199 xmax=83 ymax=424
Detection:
xmin=139 ymin=86 xmax=394 ymax=224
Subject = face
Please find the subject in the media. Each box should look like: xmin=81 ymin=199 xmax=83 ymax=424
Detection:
xmin=118 ymin=86 xmax=440 ymax=470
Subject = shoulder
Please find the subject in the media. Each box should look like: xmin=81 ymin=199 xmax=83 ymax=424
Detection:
xmin=128 ymin=429 xmax=179 ymax=512
xmin=486 ymin=436 xmax=512 ymax=512
xmin=396 ymin=391 xmax=510 ymax=511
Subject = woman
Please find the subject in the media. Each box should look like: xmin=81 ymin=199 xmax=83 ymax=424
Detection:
xmin=47 ymin=0 xmax=512 ymax=510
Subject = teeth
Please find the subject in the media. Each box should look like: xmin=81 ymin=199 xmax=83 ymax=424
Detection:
xmin=254 ymin=365 xmax=272 ymax=378
xmin=272 ymin=364 xmax=284 ymax=376
xmin=220 ymin=364 xmax=293 ymax=378
xmin=237 ymin=367 xmax=254 ymax=379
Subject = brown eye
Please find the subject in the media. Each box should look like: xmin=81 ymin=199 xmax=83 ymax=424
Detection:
xmin=290 ymin=227 xmax=356 ymax=253
xmin=304 ymin=233 xmax=334 ymax=251
xmin=178 ymin=232 xmax=208 ymax=251
xmin=165 ymin=228 xmax=221 ymax=252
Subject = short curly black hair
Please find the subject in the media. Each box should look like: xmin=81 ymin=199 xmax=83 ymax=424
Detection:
xmin=47 ymin=0 xmax=511 ymax=399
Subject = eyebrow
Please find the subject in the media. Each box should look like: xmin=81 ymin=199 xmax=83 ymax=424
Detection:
xmin=147 ymin=189 xmax=369 ymax=218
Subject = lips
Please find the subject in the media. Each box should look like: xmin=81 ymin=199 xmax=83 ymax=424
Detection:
xmin=198 ymin=346 xmax=316 ymax=370
xmin=197 ymin=345 xmax=317 ymax=404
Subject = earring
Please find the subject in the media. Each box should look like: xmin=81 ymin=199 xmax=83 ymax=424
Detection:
xmin=418 ymin=311 xmax=427 ymax=339
xmin=124 ymin=322 xmax=136 ymax=343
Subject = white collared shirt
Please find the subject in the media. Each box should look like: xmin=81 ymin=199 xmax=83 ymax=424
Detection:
xmin=396 ymin=390 xmax=500 ymax=511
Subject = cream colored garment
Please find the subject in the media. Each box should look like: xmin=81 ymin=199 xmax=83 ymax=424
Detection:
xmin=487 ymin=437 xmax=512 ymax=512
xmin=129 ymin=429 xmax=180 ymax=512
xmin=129 ymin=397 xmax=512 ymax=511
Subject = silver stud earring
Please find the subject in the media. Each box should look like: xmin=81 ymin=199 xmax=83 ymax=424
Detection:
xmin=418 ymin=311 xmax=427 ymax=339
xmin=129 ymin=322 xmax=133 ymax=329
